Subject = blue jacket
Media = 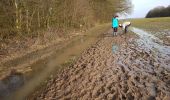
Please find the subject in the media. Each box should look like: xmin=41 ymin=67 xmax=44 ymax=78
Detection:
xmin=112 ymin=18 xmax=118 ymax=28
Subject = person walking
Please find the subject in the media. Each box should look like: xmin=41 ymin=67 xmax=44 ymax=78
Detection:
xmin=112 ymin=15 xmax=119 ymax=36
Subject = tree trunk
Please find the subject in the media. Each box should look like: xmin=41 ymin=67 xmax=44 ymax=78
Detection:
xmin=26 ymin=9 xmax=29 ymax=34
xmin=14 ymin=0 xmax=19 ymax=34
xmin=38 ymin=10 xmax=40 ymax=28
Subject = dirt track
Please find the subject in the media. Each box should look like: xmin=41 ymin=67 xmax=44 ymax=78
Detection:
xmin=32 ymin=30 xmax=170 ymax=100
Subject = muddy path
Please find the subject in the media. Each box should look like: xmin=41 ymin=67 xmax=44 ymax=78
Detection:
xmin=0 ymin=24 xmax=111 ymax=100
xmin=30 ymin=28 xmax=170 ymax=100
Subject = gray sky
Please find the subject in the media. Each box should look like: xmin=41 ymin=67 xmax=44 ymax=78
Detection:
xmin=126 ymin=0 xmax=170 ymax=18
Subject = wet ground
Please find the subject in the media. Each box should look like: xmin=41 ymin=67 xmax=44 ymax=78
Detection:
xmin=30 ymin=28 xmax=170 ymax=100
xmin=0 ymin=24 xmax=111 ymax=100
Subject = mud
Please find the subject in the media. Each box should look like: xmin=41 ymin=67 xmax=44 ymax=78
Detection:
xmin=30 ymin=28 xmax=170 ymax=100
xmin=131 ymin=27 xmax=170 ymax=67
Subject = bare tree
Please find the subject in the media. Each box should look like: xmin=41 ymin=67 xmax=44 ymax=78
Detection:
xmin=0 ymin=0 xmax=132 ymax=39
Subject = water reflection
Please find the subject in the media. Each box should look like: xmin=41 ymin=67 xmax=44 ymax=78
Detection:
xmin=0 ymin=70 xmax=24 ymax=99
xmin=112 ymin=45 xmax=119 ymax=53
xmin=131 ymin=27 xmax=170 ymax=67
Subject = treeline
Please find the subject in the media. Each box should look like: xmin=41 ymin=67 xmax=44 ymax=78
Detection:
xmin=146 ymin=5 xmax=170 ymax=18
xmin=0 ymin=0 xmax=131 ymax=39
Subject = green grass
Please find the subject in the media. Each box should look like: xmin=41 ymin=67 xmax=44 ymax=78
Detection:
xmin=130 ymin=17 xmax=170 ymax=31
xmin=129 ymin=17 xmax=170 ymax=44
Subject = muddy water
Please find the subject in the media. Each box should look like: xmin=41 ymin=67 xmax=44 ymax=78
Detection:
xmin=3 ymin=25 xmax=110 ymax=100
xmin=9 ymin=38 xmax=96 ymax=100
xmin=112 ymin=45 xmax=119 ymax=53
xmin=131 ymin=27 xmax=170 ymax=67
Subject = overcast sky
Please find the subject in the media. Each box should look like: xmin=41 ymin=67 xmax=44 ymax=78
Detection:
xmin=126 ymin=0 xmax=170 ymax=18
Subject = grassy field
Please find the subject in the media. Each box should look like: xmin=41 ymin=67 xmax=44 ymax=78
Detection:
xmin=129 ymin=17 xmax=170 ymax=45
xmin=130 ymin=17 xmax=170 ymax=31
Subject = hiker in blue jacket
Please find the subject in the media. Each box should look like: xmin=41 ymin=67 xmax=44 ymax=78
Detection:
xmin=112 ymin=15 xmax=119 ymax=36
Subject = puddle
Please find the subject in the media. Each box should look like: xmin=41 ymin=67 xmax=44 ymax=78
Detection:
xmin=112 ymin=45 xmax=119 ymax=53
xmin=9 ymin=37 xmax=97 ymax=100
xmin=131 ymin=27 xmax=170 ymax=66
xmin=0 ymin=70 xmax=24 ymax=99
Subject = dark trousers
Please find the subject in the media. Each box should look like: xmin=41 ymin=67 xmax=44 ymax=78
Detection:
xmin=113 ymin=27 xmax=118 ymax=32
xmin=124 ymin=25 xmax=131 ymax=33
xmin=125 ymin=26 xmax=127 ymax=33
